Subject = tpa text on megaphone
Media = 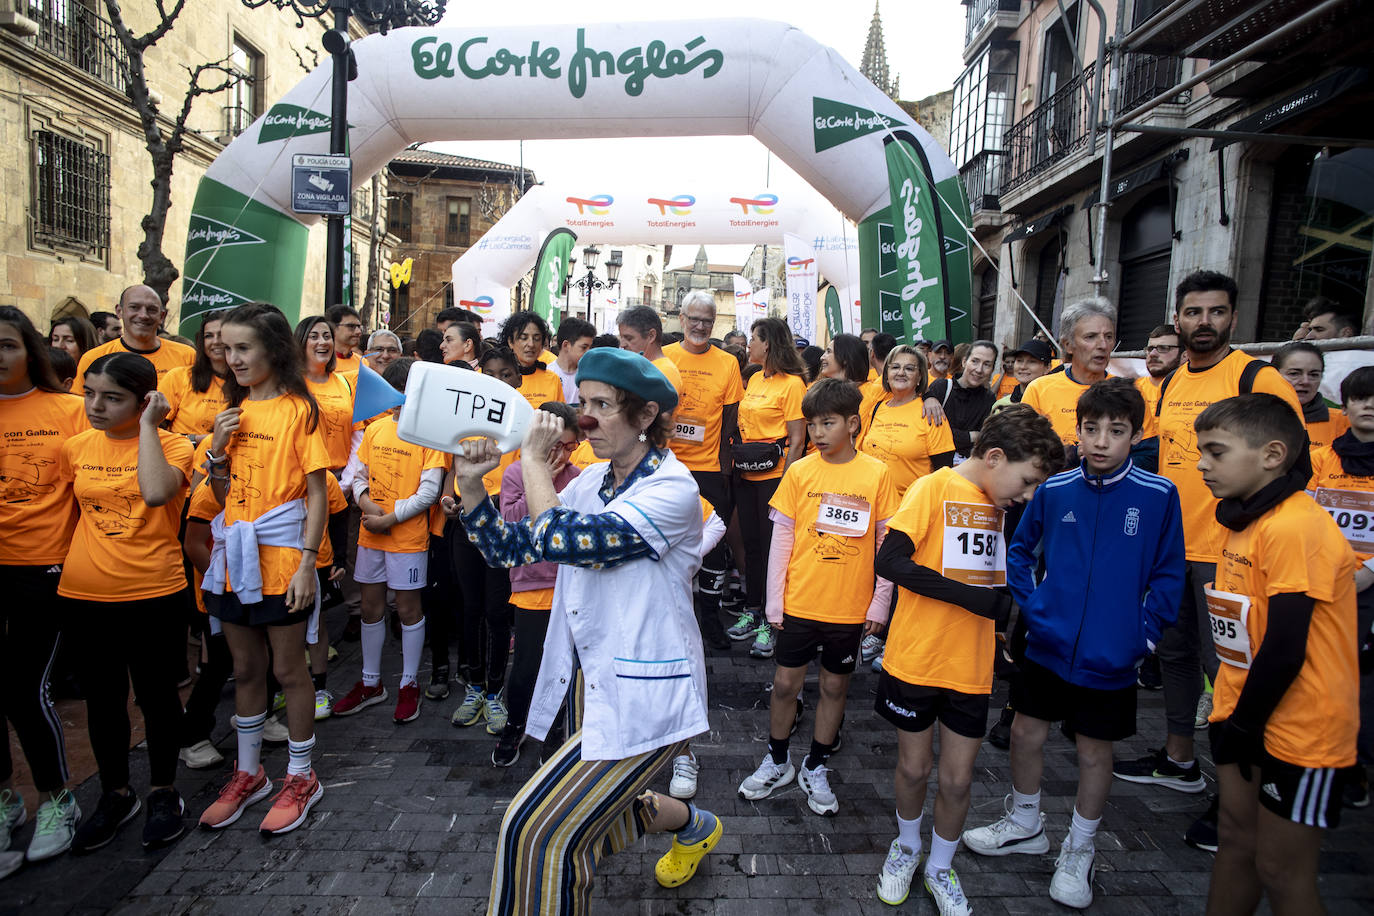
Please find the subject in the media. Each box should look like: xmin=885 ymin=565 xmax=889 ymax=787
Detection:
xmin=394 ymin=361 xmax=533 ymax=454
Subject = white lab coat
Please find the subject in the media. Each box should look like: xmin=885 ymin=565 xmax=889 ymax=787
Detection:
xmin=524 ymin=450 xmax=709 ymax=761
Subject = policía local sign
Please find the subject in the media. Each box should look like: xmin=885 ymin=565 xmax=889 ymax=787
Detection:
xmin=291 ymin=154 xmax=351 ymax=215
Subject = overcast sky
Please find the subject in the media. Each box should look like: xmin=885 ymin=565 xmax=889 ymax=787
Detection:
xmin=429 ymin=1 xmax=966 ymax=265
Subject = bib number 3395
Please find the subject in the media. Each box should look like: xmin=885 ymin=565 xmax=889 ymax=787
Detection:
xmin=1204 ymin=584 xmax=1252 ymax=670
xmin=942 ymin=500 xmax=1006 ymax=587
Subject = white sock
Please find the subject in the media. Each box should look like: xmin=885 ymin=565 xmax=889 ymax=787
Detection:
xmin=400 ymin=618 xmax=426 ymax=687
xmin=1166 ymin=752 xmax=1194 ymax=769
xmin=1011 ymin=787 xmax=1041 ymax=830
xmin=925 ymin=830 xmax=959 ymax=876
xmin=361 ymin=620 xmax=385 ymax=687
xmin=234 ymin=710 xmax=267 ymax=774
xmin=897 ymin=811 xmax=923 ymax=856
xmin=287 ymin=735 xmax=315 ymax=776
xmin=1069 ymin=808 xmax=1100 ymax=851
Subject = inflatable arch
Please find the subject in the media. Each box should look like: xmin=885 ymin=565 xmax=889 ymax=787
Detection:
xmin=448 ymin=183 xmax=861 ymax=334
xmin=181 ymin=18 xmax=970 ymax=339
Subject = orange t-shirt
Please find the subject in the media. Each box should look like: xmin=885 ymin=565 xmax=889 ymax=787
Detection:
xmin=770 ymin=451 xmax=899 ymax=624
xmin=1309 ymin=444 xmax=1374 ymax=563
xmin=516 ymin=366 xmax=564 ymax=411
xmin=1209 ymin=492 xmax=1358 ymax=768
xmin=318 ymin=472 xmax=349 ymax=569
xmin=333 ymin=352 xmax=362 ymax=385
xmin=857 ymin=378 xmax=888 ymax=441
xmin=663 ymin=343 xmax=745 ymax=474
xmin=994 ymin=373 xmax=1019 ymax=399
xmin=511 ymin=587 xmax=554 ymax=611
xmin=72 ymin=337 xmax=195 ymax=393
xmin=1159 ymin=351 xmax=1305 ymax=562
xmin=186 ymin=480 xmax=218 ymax=614
xmin=569 ymin=440 xmax=599 ymax=470
xmin=1135 ymin=374 xmax=1163 ymax=410
xmin=160 ymin=366 xmax=226 ymax=437
xmin=859 ymin=397 xmax=957 ymax=496
xmin=58 ymin=427 xmax=194 ymax=601
xmin=356 ymin=417 xmax=447 ymax=554
xmin=0 ymin=388 xmax=87 ymax=565
xmin=884 ymin=467 xmax=1005 ymax=695
xmin=306 ymin=372 xmax=357 ymax=470
xmin=1022 ymin=369 xmax=1156 ymax=445
xmin=222 ymin=394 xmax=331 ymax=597
xmin=737 ymin=371 xmax=807 ymax=482
xmin=652 ymin=355 xmax=684 ymax=399
xmin=1306 ymin=408 xmax=1350 ymax=453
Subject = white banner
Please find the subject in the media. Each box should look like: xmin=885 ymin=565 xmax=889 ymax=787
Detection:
xmin=783 ymin=233 xmax=818 ymax=343
xmin=840 ymin=285 xmax=862 ymax=336
xmin=732 ymin=274 xmax=754 ymax=335
xmin=751 ymin=287 xmax=771 ymax=330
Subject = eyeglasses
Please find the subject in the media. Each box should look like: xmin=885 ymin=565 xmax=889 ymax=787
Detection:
xmin=1145 ymin=345 xmax=1179 ymax=354
xmin=551 ymin=440 xmax=578 ymax=454
xmin=683 ymin=316 xmax=714 ymax=327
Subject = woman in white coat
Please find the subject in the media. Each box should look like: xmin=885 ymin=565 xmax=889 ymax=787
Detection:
xmin=449 ymin=347 xmax=723 ymax=915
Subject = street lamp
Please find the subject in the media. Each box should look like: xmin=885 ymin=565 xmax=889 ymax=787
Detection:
xmin=567 ymin=245 xmax=622 ymax=322
xmin=239 ymin=0 xmax=447 ymax=310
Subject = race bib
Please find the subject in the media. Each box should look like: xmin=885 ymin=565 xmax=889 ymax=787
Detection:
xmin=1204 ymin=584 xmax=1252 ymax=670
xmin=815 ymin=494 xmax=871 ymax=538
xmin=941 ymin=500 xmax=1005 ymax=586
xmin=673 ymin=416 xmax=705 ymax=443
xmin=1314 ymin=487 xmax=1374 ymax=554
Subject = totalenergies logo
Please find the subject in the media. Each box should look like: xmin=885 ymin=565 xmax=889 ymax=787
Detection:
xmin=728 ymin=193 xmax=777 ymax=214
xmin=459 ymin=296 xmax=495 ymax=315
xmin=566 ymin=194 xmax=614 ymax=215
xmin=647 ymin=194 xmax=695 ymax=215
xmin=734 ymin=289 xmax=751 ymax=301
xmin=786 ymin=256 xmax=815 ymax=272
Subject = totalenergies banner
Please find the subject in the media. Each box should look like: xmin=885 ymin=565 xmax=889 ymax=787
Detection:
xmin=783 ymin=234 xmax=818 ymax=343
xmin=732 ymin=274 xmax=753 ymax=335
xmin=182 ymin=18 xmax=964 ymax=334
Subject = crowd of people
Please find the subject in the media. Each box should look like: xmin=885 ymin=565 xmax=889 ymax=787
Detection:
xmin=0 ymin=269 xmax=1370 ymax=916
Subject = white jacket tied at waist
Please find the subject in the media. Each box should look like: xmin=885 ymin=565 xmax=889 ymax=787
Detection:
xmin=524 ymin=451 xmax=709 ymax=761
xmin=202 ymin=498 xmax=306 ymax=605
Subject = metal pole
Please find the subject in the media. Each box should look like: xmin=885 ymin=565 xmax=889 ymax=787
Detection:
xmin=1116 ymin=0 xmax=1193 ymax=51
xmin=1090 ymin=0 xmax=1126 ymax=294
xmin=1117 ymin=122 xmax=1374 ymax=147
xmin=323 ymin=1 xmax=349 ymax=311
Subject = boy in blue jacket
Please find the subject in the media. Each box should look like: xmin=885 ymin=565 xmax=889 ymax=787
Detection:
xmin=963 ymin=378 xmax=1185 ymax=909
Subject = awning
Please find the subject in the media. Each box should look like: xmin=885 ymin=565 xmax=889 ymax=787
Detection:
xmin=1082 ymin=155 xmax=1178 ymax=209
xmin=1211 ymin=66 xmax=1369 ymax=150
xmin=1005 ymin=205 xmax=1074 ymax=244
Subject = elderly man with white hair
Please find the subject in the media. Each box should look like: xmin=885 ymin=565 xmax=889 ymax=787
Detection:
xmin=367 ymin=329 xmax=403 ymax=373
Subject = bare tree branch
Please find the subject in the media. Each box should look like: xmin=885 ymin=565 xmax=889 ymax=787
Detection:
xmin=136 ymin=0 xmax=187 ymax=50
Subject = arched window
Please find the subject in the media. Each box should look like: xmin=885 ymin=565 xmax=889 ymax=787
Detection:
xmin=1117 ymin=187 xmax=1173 ymax=349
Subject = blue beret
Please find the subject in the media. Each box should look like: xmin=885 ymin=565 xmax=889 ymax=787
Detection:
xmin=575 ymin=347 xmax=678 ymax=411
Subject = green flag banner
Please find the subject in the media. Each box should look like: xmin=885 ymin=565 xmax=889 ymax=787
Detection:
xmin=528 ymin=227 xmax=577 ymax=334
xmin=882 ymin=132 xmax=951 ymax=345
xmin=822 ymin=286 xmax=843 ymax=341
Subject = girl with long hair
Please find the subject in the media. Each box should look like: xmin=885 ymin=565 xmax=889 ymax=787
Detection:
xmin=49 ymin=315 xmax=97 ymax=362
xmin=162 ymin=310 xmax=230 ymax=445
xmin=440 ymin=320 xmax=483 ymax=369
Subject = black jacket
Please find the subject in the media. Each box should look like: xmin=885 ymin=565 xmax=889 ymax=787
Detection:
xmin=927 ymin=378 xmax=996 ymax=456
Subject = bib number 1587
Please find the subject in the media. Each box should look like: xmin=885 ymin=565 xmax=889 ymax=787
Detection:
xmin=956 ymin=531 xmax=998 ymax=557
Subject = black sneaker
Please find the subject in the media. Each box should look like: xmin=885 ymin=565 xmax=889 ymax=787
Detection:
xmin=425 ymin=666 xmax=451 ymax=701
xmin=141 ymin=788 xmax=186 ymax=849
xmin=1183 ymin=796 xmax=1219 ymax=853
xmin=1113 ymin=748 xmax=1206 ymax=793
xmin=72 ymin=790 xmax=141 ymax=853
xmin=492 ymin=723 xmax=525 ymax=768
xmin=540 ymin=724 xmax=567 ymax=765
xmin=987 ymin=705 xmax=1015 ymax=751
xmin=1342 ymin=765 xmax=1370 ymax=809
xmin=1136 ymin=652 xmax=1163 ymax=690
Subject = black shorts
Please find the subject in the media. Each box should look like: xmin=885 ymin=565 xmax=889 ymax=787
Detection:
xmin=774 ymin=615 xmax=864 ymax=674
xmin=205 ymin=591 xmax=308 ymax=628
xmin=1209 ymin=721 xmax=1345 ymax=829
xmin=1011 ymin=656 xmax=1137 ymax=742
xmin=875 ymin=672 xmax=989 ymax=739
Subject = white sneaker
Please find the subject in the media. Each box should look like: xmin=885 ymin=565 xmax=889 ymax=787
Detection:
xmin=1049 ymin=839 xmax=1095 ymax=909
xmin=669 ymin=753 xmax=699 ymax=799
xmin=0 ymin=789 xmax=26 ymax=843
xmin=314 ymin=689 xmax=334 ymax=721
xmin=737 ymin=754 xmax=795 ymax=800
xmin=0 ymin=849 xmax=23 ymax=880
xmin=860 ymin=633 xmax=884 ymax=662
xmin=923 ymin=866 xmax=972 ymax=916
xmin=262 ymin=716 xmax=290 ymax=744
xmin=25 ymin=791 xmax=80 ymax=862
xmin=178 ymin=740 xmax=225 ymax=769
xmin=798 ymin=763 xmax=839 ymax=816
xmin=962 ymin=795 xmax=1050 ymax=856
xmin=1195 ymin=690 xmax=1213 ymax=730
xmin=875 ymin=839 xmax=920 ymax=905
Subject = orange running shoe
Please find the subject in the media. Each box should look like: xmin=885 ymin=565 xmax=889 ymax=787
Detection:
xmin=258 ymin=771 xmax=323 ymax=835
xmin=199 ymin=765 xmax=271 ymax=829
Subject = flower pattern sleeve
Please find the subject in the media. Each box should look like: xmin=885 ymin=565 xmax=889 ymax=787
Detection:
xmin=462 ymin=497 xmax=653 ymax=570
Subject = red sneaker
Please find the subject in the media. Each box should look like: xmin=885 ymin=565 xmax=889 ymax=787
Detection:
xmin=258 ymin=770 xmax=323 ymax=835
xmin=199 ymin=765 xmax=271 ymax=829
xmin=393 ymin=683 xmax=422 ymax=723
xmin=331 ymin=680 xmax=388 ymax=717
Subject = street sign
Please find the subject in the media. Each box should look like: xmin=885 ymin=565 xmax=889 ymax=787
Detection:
xmin=291 ymin=154 xmax=351 ymax=215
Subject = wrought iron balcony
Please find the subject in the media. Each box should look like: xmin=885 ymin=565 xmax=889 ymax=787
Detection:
xmin=1000 ymin=62 xmax=1096 ymax=194
xmin=961 ymin=150 xmax=1004 ymax=212
xmin=27 ymin=0 xmax=129 ymax=94
xmin=1118 ymin=51 xmax=1185 ymax=114
xmin=964 ymin=0 xmax=1022 ymax=48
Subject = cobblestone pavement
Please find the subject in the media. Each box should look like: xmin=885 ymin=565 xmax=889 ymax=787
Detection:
xmin=4 ymin=617 xmax=1373 ymax=916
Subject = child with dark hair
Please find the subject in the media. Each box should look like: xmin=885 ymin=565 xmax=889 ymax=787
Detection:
xmin=964 ymin=378 xmax=1184 ymax=909
xmin=1196 ymin=393 xmax=1357 ymax=915
xmin=48 ymin=347 xmax=76 ymax=390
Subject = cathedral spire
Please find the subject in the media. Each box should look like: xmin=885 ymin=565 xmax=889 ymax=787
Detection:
xmin=860 ymin=1 xmax=898 ymax=100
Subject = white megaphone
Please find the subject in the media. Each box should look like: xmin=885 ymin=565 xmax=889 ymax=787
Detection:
xmin=394 ymin=361 xmax=533 ymax=453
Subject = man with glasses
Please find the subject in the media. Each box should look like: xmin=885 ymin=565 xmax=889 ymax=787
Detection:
xmin=327 ymin=305 xmax=366 ymax=382
xmin=1137 ymin=325 xmax=1182 ymax=407
xmin=72 ymin=285 xmax=194 ymax=392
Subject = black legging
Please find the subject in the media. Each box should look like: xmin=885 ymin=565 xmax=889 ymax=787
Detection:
xmin=424 ymin=520 xmax=461 ymax=673
xmin=505 ymin=606 xmax=552 ymax=731
xmin=0 ymin=566 xmax=68 ymax=792
xmin=69 ymin=591 xmax=186 ymax=791
xmin=452 ymin=515 xmax=513 ymax=693
xmin=691 ymin=470 xmax=733 ymax=591
xmin=178 ymin=629 xmax=233 ymax=747
xmin=734 ymin=475 xmax=782 ymax=610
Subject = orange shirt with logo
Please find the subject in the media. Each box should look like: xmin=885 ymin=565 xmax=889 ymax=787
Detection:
xmin=738 ymin=370 xmax=807 ymax=482
xmin=306 ymin=372 xmax=357 ymax=470
xmin=72 ymin=338 xmax=195 ymax=393
xmin=357 ymin=417 xmax=447 ymax=554
xmin=516 ymin=367 xmax=565 ymax=412
xmin=1306 ymin=408 xmax=1350 ymax=452
xmin=857 ymin=378 xmax=888 ymax=441
xmin=859 ymin=397 xmax=957 ymax=496
xmin=1209 ymin=492 xmax=1357 ymax=768
xmin=1024 ymin=370 xmax=1157 ymax=446
xmin=223 ymin=394 xmax=331 ymax=597
xmin=160 ymin=366 xmax=226 ymax=437
xmin=569 ymin=440 xmax=599 ymax=471
xmin=663 ymin=343 xmax=744 ymax=474
xmin=1158 ymin=351 xmax=1305 ymax=562
xmin=770 ymin=451 xmax=898 ymax=625
xmin=0 ymin=389 xmax=87 ymax=565
xmin=652 ymin=356 xmax=684 ymax=400
xmin=1309 ymin=444 xmax=1374 ymax=563
xmin=58 ymin=428 xmax=194 ymax=601
xmin=1135 ymin=374 xmax=1163 ymax=410
xmin=883 ymin=467 xmax=1004 ymax=695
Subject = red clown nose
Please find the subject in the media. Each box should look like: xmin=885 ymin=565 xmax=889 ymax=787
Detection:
xmin=577 ymin=414 xmax=599 ymax=431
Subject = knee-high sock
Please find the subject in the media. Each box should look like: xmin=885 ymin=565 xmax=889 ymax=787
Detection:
xmin=234 ymin=710 xmax=267 ymax=774
xmin=361 ymin=620 xmax=385 ymax=687
xmin=400 ymin=619 xmax=426 ymax=688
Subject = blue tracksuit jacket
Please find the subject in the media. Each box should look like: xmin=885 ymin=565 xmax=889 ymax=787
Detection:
xmin=1008 ymin=459 xmax=1185 ymax=690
